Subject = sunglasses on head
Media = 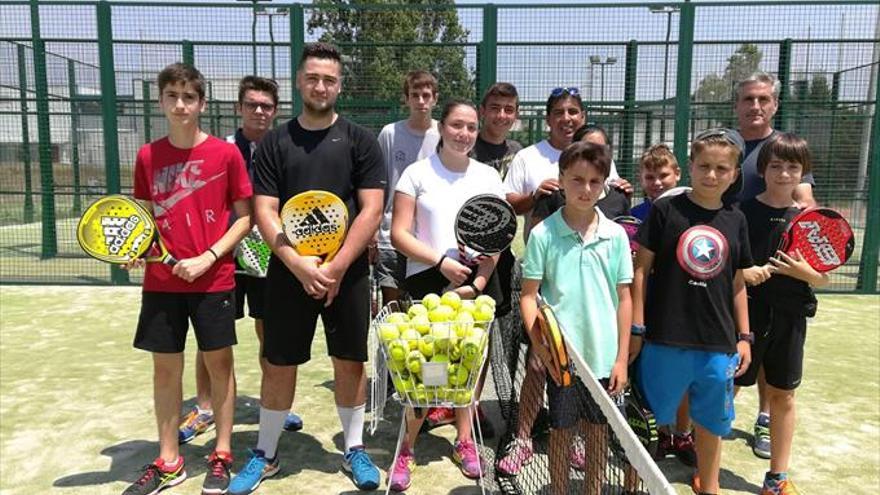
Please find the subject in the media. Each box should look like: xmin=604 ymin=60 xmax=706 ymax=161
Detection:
xmin=694 ymin=128 xmax=744 ymax=149
xmin=550 ymin=87 xmax=580 ymax=97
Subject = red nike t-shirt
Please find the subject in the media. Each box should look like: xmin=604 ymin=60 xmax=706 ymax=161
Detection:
xmin=134 ymin=136 xmax=252 ymax=292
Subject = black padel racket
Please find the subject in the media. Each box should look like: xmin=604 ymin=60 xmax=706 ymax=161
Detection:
xmin=454 ymin=194 xmax=517 ymax=266
xmin=624 ymin=367 xmax=660 ymax=458
xmin=777 ymin=207 xmax=854 ymax=273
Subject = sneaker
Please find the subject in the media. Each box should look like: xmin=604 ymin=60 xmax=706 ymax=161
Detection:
xmin=283 ymin=412 xmax=303 ymax=432
xmin=753 ymin=415 xmax=772 ymax=459
xmin=388 ymin=445 xmax=415 ymax=492
xmin=671 ymin=431 xmax=697 ymax=467
xmin=453 ymin=439 xmax=484 ymax=479
xmin=122 ymin=457 xmax=187 ymax=495
xmin=475 ymin=405 xmax=495 ymax=439
xmin=654 ymin=430 xmax=672 ymax=460
xmin=342 ymin=446 xmax=380 ymax=490
xmin=569 ymin=437 xmax=585 ymax=472
xmin=761 ymin=473 xmax=803 ymax=495
xmin=228 ymin=449 xmax=279 ymax=495
xmin=423 ymin=407 xmax=455 ymax=430
xmin=178 ymin=407 xmax=215 ymax=445
xmin=496 ymin=438 xmax=534 ymax=476
xmin=202 ymin=451 xmax=233 ymax=495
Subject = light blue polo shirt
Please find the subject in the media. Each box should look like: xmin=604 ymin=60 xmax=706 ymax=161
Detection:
xmin=523 ymin=208 xmax=633 ymax=378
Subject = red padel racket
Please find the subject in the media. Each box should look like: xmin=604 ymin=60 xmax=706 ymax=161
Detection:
xmin=777 ymin=207 xmax=854 ymax=273
xmin=613 ymin=215 xmax=642 ymax=254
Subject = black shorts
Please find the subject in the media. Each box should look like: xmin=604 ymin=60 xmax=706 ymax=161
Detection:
xmin=734 ymin=298 xmax=807 ymax=390
xmin=262 ymin=254 xmax=371 ymax=366
xmin=134 ymin=291 xmax=237 ymax=353
xmin=547 ymin=375 xmax=619 ymax=429
xmin=235 ymin=273 xmax=266 ymax=320
xmin=495 ymin=248 xmax=515 ymax=317
xmin=403 ymin=263 xmax=502 ymax=302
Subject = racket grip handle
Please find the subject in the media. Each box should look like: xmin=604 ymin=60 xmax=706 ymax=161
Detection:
xmin=164 ymin=255 xmax=178 ymax=267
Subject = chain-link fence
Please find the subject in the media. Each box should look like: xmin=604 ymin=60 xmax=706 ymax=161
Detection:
xmin=1 ymin=1 xmax=878 ymax=292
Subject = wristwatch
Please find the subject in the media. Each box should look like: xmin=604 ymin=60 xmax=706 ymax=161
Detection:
xmin=737 ymin=333 xmax=755 ymax=344
xmin=630 ymin=324 xmax=646 ymax=337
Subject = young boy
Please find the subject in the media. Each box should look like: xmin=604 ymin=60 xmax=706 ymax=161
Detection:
xmin=124 ymin=63 xmax=252 ymax=495
xmin=520 ymin=141 xmax=633 ymax=495
xmin=632 ymin=129 xmax=753 ymax=495
xmin=737 ymin=132 xmax=828 ymax=495
xmin=631 ymin=143 xmax=681 ymax=222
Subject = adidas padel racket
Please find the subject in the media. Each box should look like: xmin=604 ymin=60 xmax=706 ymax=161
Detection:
xmin=281 ymin=190 xmax=348 ymax=264
xmin=77 ymin=195 xmax=177 ymax=266
xmin=613 ymin=215 xmax=642 ymax=254
xmin=454 ymin=194 xmax=517 ymax=266
xmin=777 ymin=207 xmax=854 ymax=273
xmin=236 ymin=226 xmax=271 ymax=277
xmin=527 ymin=296 xmax=572 ymax=387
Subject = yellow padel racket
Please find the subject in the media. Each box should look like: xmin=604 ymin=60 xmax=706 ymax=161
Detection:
xmin=280 ymin=190 xmax=348 ymax=264
xmin=77 ymin=195 xmax=177 ymax=265
xmin=527 ymin=296 xmax=572 ymax=387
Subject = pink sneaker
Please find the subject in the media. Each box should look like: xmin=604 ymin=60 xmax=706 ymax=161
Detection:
xmin=495 ymin=438 xmax=534 ymax=476
xmin=389 ymin=445 xmax=415 ymax=492
xmin=425 ymin=407 xmax=455 ymax=428
xmin=569 ymin=437 xmax=585 ymax=472
xmin=453 ymin=439 xmax=484 ymax=479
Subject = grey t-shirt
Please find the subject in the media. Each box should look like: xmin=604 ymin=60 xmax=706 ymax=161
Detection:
xmin=376 ymin=119 xmax=440 ymax=248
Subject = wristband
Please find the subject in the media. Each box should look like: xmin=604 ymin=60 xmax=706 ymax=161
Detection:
xmin=630 ymin=324 xmax=646 ymax=336
xmin=467 ymin=283 xmax=481 ymax=296
xmin=207 ymin=248 xmax=219 ymax=261
xmin=435 ymin=254 xmax=447 ymax=269
xmin=737 ymin=332 xmax=754 ymax=344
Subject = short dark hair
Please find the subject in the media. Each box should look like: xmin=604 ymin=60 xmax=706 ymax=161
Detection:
xmin=573 ymin=124 xmax=611 ymax=151
xmin=480 ymin=82 xmax=519 ymax=108
xmin=298 ymin=42 xmax=341 ymax=69
xmin=559 ymin=141 xmax=611 ymax=179
xmin=545 ymin=88 xmax=583 ymax=116
xmin=757 ymin=132 xmax=813 ymax=175
xmin=157 ymin=62 xmax=206 ymax=100
xmin=403 ymin=70 xmax=438 ymax=96
xmin=237 ymin=76 xmax=279 ymax=105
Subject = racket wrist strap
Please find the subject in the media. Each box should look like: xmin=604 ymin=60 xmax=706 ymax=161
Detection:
xmin=207 ymin=247 xmax=219 ymax=261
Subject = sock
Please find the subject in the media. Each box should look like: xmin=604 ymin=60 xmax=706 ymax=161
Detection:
xmin=766 ymin=471 xmax=787 ymax=481
xmin=757 ymin=412 xmax=770 ymax=426
xmin=159 ymin=456 xmax=183 ymax=472
xmin=256 ymin=407 xmax=288 ymax=459
xmin=196 ymin=405 xmax=213 ymax=416
xmin=337 ymin=404 xmax=366 ymax=452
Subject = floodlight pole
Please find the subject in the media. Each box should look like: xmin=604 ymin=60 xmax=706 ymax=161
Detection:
xmin=590 ymin=56 xmax=617 ymax=103
xmin=237 ymin=0 xmax=272 ymax=75
xmin=650 ymin=5 xmax=680 ymax=142
xmin=256 ymin=6 xmax=287 ymax=82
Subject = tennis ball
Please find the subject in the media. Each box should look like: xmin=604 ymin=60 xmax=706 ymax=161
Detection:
xmin=461 ymin=336 xmax=482 ymax=367
xmin=378 ymin=323 xmax=400 ymax=343
xmin=447 ymin=363 xmax=469 ymax=387
xmin=414 ymin=383 xmax=428 ymax=403
xmin=475 ymin=294 xmax=496 ymax=309
xmin=441 ymin=291 xmax=462 ymax=310
xmin=386 ymin=312 xmax=411 ymax=332
xmin=428 ymin=305 xmax=455 ymax=323
xmin=406 ymin=350 xmax=426 ymax=375
xmin=410 ymin=314 xmax=431 ymax=335
xmin=467 ymin=326 xmax=486 ymax=343
xmin=431 ymin=353 xmax=449 ymax=363
xmin=473 ymin=303 xmax=494 ymax=323
xmin=449 ymin=341 xmax=462 ymax=362
xmin=388 ymin=339 xmax=408 ymax=362
xmin=418 ymin=335 xmax=435 ymax=358
xmin=431 ymin=323 xmax=452 ymax=352
xmin=453 ymin=311 xmax=475 ymax=339
xmin=422 ymin=293 xmax=441 ymax=310
xmin=401 ymin=328 xmax=421 ymax=344
xmin=407 ymin=303 xmax=428 ymax=320
xmin=458 ymin=300 xmax=477 ymax=316
xmin=454 ymin=390 xmax=473 ymax=406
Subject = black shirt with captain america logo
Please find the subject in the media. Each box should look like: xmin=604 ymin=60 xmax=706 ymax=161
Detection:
xmin=637 ymin=193 xmax=752 ymax=353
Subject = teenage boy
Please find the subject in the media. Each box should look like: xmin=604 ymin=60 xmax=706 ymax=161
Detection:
xmin=123 ymin=63 xmax=253 ymax=495
xmin=228 ymin=42 xmax=385 ymax=495
xmin=632 ymin=130 xmax=753 ymax=495
xmin=375 ymin=70 xmax=440 ymax=305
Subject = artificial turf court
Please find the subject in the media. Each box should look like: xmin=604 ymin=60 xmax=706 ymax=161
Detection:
xmin=0 ymin=286 xmax=877 ymax=494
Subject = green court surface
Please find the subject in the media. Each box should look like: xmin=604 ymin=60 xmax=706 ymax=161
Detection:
xmin=0 ymin=286 xmax=877 ymax=494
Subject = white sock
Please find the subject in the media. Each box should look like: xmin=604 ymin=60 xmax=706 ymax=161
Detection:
xmin=337 ymin=404 xmax=366 ymax=452
xmin=196 ymin=405 xmax=213 ymax=415
xmin=256 ymin=407 xmax=288 ymax=459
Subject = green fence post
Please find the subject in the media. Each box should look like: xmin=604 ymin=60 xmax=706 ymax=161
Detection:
xmin=775 ymin=38 xmax=792 ymax=132
xmin=673 ymin=1 xmax=695 ymax=175
xmin=207 ymin=81 xmax=218 ymax=136
xmin=478 ymin=4 xmax=498 ymax=99
xmin=182 ymin=40 xmax=194 ymax=66
xmin=290 ymin=3 xmax=304 ymax=116
xmin=68 ymin=59 xmax=82 ymax=213
xmin=17 ymin=44 xmax=35 ymax=224
xmin=30 ymin=0 xmax=57 ymax=258
xmin=621 ymin=39 xmax=638 ymax=178
xmin=97 ymin=0 xmax=127 ymax=283
xmin=857 ymin=75 xmax=880 ymax=293
xmin=142 ymin=80 xmax=152 ymax=143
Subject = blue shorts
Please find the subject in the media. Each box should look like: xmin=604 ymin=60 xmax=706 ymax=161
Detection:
xmin=638 ymin=342 xmax=738 ymax=437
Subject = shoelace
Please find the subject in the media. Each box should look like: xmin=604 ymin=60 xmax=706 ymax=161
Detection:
xmin=243 ymin=454 xmax=266 ymax=476
xmin=393 ymin=451 xmax=412 ymax=473
xmin=134 ymin=464 xmax=160 ymax=486
xmin=349 ymin=450 xmax=372 ymax=471
xmin=457 ymin=441 xmax=477 ymax=459
xmin=208 ymin=456 xmax=229 ymax=479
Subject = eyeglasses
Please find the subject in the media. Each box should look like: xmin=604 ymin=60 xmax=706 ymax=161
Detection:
xmin=242 ymin=101 xmax=276 ymax=112
xmin=550 ymin=87 xmax=580 ymax=97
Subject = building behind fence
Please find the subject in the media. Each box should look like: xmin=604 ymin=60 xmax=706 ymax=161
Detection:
xmin=0 ymin=0 xmax=878 ymax=292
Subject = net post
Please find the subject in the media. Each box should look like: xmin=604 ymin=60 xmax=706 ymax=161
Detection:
xmin=621 ymin=39 xmax=638 ymax=179
xmin=477 ymin=4 xmax=498 ymax=99
xmin=857 ymin=65 xmax=880 ymax=293
xmin=672 ymin=1 xmax=695 ymax=180
xmin=775 ymin=38 xmax=793 ymax=131
xmin=68 ymin=58 xmax=82 ymax=214
xmin=290 ymin=3 xmax=305 ymax=116
xmin=17 ymin=44 xmax=34 ymax=224
xmin=30 ymin=0 xmax=57 ymax=259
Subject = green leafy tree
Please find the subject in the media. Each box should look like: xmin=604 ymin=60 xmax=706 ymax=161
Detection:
xmin=694 ymin=43 xmax=763 ymax=103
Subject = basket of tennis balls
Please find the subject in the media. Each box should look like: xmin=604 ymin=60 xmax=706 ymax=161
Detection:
xmin=373 ymin=291 xmax=496 ymax=407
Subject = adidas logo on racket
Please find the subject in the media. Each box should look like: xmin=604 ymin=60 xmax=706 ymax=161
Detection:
xmin=293 ymin=207 xmax=341 ymax=237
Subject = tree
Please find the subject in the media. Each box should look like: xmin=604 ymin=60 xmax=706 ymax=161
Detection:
xmin=694 ymin=43 xmax=763 ymax=103
xmin=306 ymin=0 xmax=475 ymax=107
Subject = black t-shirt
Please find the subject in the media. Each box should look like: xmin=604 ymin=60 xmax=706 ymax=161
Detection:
xmin=470 ymin=136 xmax=522 ymax=179
xmin=532 ymin=187 xmax=630 ymax=223
xmin=637 ymin=194 xmax=752 ymax=353
xmin=739 ymin=198 xmax=817 ymax=316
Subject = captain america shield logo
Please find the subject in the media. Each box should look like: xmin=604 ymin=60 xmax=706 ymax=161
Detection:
xmin=676 ymin=225 xmax=728 ymax=280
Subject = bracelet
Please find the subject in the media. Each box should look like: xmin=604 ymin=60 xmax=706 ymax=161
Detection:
xmin=467 ymin=283 xmax=481 ymax=296
xmin=207 ymin=248 xmax=219 ymax=261
xmin=435 ymin=254 xmax=447 ymax=269
xmin=630 ymin=324 xmax=646 ymax=336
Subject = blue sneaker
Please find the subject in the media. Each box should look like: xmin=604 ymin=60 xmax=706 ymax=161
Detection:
xmin=178 ymin=407 xmax=214 ymax=444
xmin=342 ymin=446 xmax=380 ymax=490
xmin=228 ymin=449 xmax=279 ymax=495
xmin=283 ymin=412 xmax=303 ymax=432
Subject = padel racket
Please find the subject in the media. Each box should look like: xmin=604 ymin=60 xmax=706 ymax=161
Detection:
xmin=777 ymin=207 xmax=854 ymax=273
xmin=281 ymin=190 xmax=348 ymax=264
xmin=454 ymin=194 xmax=517 ymax=266
xmin=528 ymin=296 xmax=572 ymax=387
xmin=613 ymin=215 xmax=642 ymax=254
xmin=77 ymin=195 xmax=177 ymax=265
xmin=236 ymin=226 xmax=271 ymax=277
xmin=656 ymin=186 xmax=691 ymax=200
xmin=624 ymin=367 xmax=660 ymax=458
